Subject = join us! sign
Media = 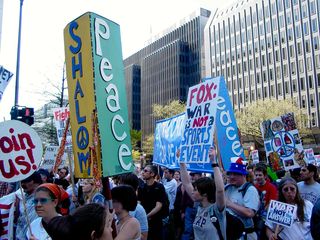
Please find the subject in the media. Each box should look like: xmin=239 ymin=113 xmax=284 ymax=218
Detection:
xmin=0 ymin=120 xmax=42 ymax=182
xmin=64 ymin=12 xmax=133 ymax=177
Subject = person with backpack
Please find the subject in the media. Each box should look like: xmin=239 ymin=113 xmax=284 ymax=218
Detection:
xmin=178 ymin=146 xmax=227 ymax=240
xmin=225 ymin=157 xmax=260 ymax=240
xmin=138 ymin=165 xmax=168 ymax=240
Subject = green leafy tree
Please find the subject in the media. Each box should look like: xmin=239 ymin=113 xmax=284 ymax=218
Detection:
xmin=152 ymin=100 xmax=186 ymax=119
xmin=142 ymin=134 xmax=154 ymax=158
xmin=235 ymin=98 xmax=311 ymax=138
xmin=130 ymin=129 xmax=141 ymax=150
xmin=141 ymin=100 xmax=186 ymax=157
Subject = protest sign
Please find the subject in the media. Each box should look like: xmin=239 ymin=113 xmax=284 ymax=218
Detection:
xmin=180 ymin=78 xmax=219 ymax=165
xmin=53 ymin=107 xmax=72 ymax=146
xmin=178 ymin=76 xmax=244 ymax=171
xmin=41 ymin=146 xmax=67 ymax=170
xmin=305 ymin=148 xmax=316 ymax=165
xmin=0 ymin=192 xmax=16 ymax=240
xmin=0 ymin=66 xmax=14 ymax=102
xmin=154 ymin=112 xmax=222 ymax=173
xmin=64 ymin=12 xmax=133 ymax=177
xmin=153 ymin=113 xmax=184 ymax=170
xmin=214 ymin=76 xmax=245 ymax=170
xmin=251 ymin=150 xmax=259 ymax=164
xmin=260 ymin=113 xmax=304 ymax=171
xmin=0 ymin=120 xmax=42 ymax=182
xmin=266 ymin=200 xmax=296 ymax=227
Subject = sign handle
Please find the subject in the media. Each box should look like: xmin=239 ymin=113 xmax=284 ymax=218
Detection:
xmin=274 ymin=224 xmax=280 ymax=238
xmin=19 ymin=182 xmax=32 ymax=236
xmin=67 ymin=147 xmax=76 ymax=198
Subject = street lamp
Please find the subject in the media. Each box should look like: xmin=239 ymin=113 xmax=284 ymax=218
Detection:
xmin=14 ymin=0 xmax=24 ymax=106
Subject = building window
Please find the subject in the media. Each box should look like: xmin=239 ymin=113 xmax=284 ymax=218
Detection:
xmin=278 ymin=83 xmax=282 ymax=95
xmin=287 ymin=28 xmax=293 ymax=41
xmin=316 ymin=55 xmax=320 ymax=69
xmin=302 ymin=95 xmax=306 ymax=108
xmin=307 ymin=57 xmax=312 ymax=71
xmin=312 ymin=18 xmax=318 ymax=33
xmin=313 ymin=36 xmax=319 ymax=50
xmin=300 ymin=77 xmax=305 ymax=90
xmin=271 ymin=85 xmax=274 ymax=97
xmin=309 ymin=75 xmax=314 ymax=89
xmin=305 ymin=40 xmax=310 ymax=53
xmin=303 ymin=22 xmax=309 ymax=36
xmin=285 ymin=81 xmax=289 ymax=94
xmin=310 ymin=1 xmax=316 ymax=15
xmin=299 ymin=59 xmax=304 ymax=73
xmin=302 ymin=5 xmax=308 ymax=19
xmin=295 ymin=25 xmax=301 ymax=38
xmin=297 ymin=42 xmax=302 ymax=55
xmin=293 ymin=79 xmax=297 ymax=92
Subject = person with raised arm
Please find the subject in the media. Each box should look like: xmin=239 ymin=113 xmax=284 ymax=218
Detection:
xmin=178 ymin=144 xmax=226 ymax=240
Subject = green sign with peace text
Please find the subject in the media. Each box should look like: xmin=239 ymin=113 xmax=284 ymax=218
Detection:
xmin=91 ymin=12 xmax=133 ymax=176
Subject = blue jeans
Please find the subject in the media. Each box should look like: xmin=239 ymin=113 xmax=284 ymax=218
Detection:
xmin=181 ymin=206 xmax=196 ymax=240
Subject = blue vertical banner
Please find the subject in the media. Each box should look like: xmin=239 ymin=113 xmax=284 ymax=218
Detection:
xmin=214 ymin=76 xmax=245 ymax=171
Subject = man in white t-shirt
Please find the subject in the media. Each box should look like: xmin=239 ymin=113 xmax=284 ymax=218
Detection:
xmin=298 ymin=164 xmax=320 ymax=205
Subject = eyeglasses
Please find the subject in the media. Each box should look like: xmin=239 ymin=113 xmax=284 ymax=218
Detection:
xmin=32 ymin=198 xmax=53 ymax=205
xmin=282 ymin=187 xmax=296 ymax=192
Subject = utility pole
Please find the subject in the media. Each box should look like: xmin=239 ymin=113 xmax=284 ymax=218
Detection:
xmin=14 ymin=0 xmax=24 ymax=106
xmin=60 ymin=62 xmax=66 ymax=107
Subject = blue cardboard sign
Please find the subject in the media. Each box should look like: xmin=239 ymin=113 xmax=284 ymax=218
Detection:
xmin=214 ymin=76 xmax=245 ymax=170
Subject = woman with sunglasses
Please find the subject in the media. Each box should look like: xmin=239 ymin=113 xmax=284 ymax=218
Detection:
xmin=266 ymin=176 xmax=313 ymax=240
xmin=27 ymin=183 xmax=70 ymax=240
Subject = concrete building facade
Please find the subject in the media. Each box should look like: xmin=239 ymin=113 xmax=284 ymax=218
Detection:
xmin=204 ymin=0 xmax=320 ymax=127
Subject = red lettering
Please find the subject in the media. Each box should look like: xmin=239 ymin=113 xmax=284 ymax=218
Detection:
xmin=9 ymin=128 xmax=21 ymax=151
xmin=18 ymin=133 xmax=35 ymax=150
xmin=26 ymin=149 xmax=37 ymax=170
xmin=0 ymin=159 xmax=19 ymax=179
xmin=203 ymin=83 xmax=214 ymax=102
xmin=0 ymin=137 xmax=13 ymax=153
xmin=192 ymin=116 xmax=209 ymax=128
xmin=15 ymin=155 xmax=31 ymax=174
xmin=189 ymin=88 xmax=198 ymax=106
xmin=196 ymin=85 xmax=206 ymax=104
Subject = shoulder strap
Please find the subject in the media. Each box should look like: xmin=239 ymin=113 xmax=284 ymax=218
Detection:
xmin=209 ymin=206 xmax=224 ymax=240
xmin=238 ymin=182 xmax=253 ymax=197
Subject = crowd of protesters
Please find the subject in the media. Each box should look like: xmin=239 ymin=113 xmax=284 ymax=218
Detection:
xmin=1 ymin=147 xmax=320 ymax=240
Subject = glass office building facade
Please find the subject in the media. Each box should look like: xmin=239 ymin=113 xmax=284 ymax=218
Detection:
xmin=205 ymin=0 xmax=320 ymax=127
xmin=124 ymin=8 xmax=211 ymax=138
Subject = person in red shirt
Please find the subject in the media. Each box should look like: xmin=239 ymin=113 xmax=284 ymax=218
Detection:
xmin=253 ymin=164 xmax=278 ymax=239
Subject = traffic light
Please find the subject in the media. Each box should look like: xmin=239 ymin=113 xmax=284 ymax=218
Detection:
xmin=10 ymin=106 xmax=34 ymax=126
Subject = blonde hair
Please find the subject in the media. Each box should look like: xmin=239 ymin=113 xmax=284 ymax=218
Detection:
xmin=82 ymin=179 xmax=100 ymax=203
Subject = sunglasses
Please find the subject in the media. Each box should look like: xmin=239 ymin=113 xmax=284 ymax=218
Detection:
xmin=282 ymin=187 xmax=296 ymax=192
xmin=32 ymin=198 xmax=53 ymax=205
xmin=143 ymin=169 xmax=151 ymax=173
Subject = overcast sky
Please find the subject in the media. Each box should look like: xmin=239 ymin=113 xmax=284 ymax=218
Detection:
xmin=0 ymin=0 xmax=234 ymax=120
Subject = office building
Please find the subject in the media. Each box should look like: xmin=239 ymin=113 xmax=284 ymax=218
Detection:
xmin=124 ymin=8 xmax=211 ymax=139
xmin=204 ymin=0 xmax=320 ymax=127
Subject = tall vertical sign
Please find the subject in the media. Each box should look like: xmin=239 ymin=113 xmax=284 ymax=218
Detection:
xmin=64 ymin=12 xmax=133 ymax=177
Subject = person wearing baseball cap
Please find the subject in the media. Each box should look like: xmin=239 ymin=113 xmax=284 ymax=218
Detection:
xmin=225 ymin=157 xmax=260 ymax=240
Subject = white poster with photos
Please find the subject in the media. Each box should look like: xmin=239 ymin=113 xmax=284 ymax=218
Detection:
xmin=260 ymin=112 xmax=305 ymax=171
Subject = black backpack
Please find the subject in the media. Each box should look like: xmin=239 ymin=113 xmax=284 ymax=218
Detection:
xmin=210 ymin=206 xmax=245 ymax=240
